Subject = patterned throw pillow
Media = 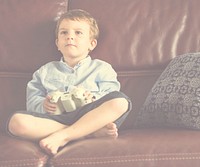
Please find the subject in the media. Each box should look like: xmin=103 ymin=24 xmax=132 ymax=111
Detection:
xmin=135 ymin=53 xmax=200 ymax=129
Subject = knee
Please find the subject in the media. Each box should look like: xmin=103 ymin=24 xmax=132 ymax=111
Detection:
xmin=110 ymin=98 xmax=129 ymax=115
xmin=8 ymin=113 xmax=30 ymax=136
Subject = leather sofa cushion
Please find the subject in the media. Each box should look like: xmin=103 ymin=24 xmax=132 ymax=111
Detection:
xmin=0 ymin=134 xmax=48 ymax=167
xmin=49 ymin=128 xmax=200 ymax=167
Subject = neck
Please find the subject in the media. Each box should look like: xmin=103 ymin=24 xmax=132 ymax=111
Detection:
xmin=63 ymin=56 xmax=88 ymax=67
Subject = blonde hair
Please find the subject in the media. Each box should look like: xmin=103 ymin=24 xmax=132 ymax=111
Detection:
xmin=55 ymin=9 xmax=99 ymax=40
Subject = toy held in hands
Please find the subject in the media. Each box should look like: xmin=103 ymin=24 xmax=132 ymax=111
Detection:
xmin=49 ymin=87 xmax=93 ymax=115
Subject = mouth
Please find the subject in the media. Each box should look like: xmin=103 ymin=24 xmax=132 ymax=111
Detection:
xmin=65 ymin=44 xmax=76 ymax=47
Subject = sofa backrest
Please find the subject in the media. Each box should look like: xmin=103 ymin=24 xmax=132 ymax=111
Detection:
xmin=1 ymin=0 xmax=200 ymax=131
xmin=69 ymin=0 xmax=200 ymax=70
xmin=0 ymin=0 xmax=69 ymax=130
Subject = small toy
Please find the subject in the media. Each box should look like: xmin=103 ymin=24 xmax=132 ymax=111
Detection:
xmin=49 ymin=87 xmax=88 ymax=115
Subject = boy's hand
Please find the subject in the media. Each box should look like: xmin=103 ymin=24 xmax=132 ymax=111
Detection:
xmin=43 ymin=95 xmax=57 ymax=114
xmin=83 ymin=90 xmax=96 ymax=103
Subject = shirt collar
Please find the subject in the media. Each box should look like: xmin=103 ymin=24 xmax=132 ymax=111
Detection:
xmin=60 ymin=56 xmax=91 ymax=68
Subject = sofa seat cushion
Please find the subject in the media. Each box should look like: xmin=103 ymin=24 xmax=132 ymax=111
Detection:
xmin=49 ymin=129 xmax=200 ymax=167
xmin=0 ymin=133 xmax=48 ymax=167
xmin=136 ymin=52 xmax=200 ymax=129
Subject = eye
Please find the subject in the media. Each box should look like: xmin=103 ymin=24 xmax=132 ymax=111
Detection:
xmin=75 ymin=31 xmax=83 ymax=35
xmin=60 ymin=30 xmax=68 ymax=35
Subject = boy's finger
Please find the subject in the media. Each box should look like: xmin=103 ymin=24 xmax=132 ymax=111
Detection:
xmin=46 ymin=95 xmax=52 ymax=100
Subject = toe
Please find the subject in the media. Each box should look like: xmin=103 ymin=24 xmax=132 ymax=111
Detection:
xmin=106 ymin=123 xmax=117 ymax=129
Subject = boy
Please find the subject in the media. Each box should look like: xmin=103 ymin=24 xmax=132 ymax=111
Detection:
xmin=8 ymin=9 xmax=132 ymax=155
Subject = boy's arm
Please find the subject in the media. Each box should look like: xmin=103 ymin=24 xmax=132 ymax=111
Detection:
xmin=92 ymin=64 xmax=120 ymax=99
xmin=26 ymin=69 xmax=47 ymax=113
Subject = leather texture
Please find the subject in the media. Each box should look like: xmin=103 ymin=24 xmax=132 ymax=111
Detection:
xmin=1 ymin=0 xmax=200 ymax=167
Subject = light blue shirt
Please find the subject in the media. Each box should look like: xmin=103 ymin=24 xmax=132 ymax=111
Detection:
xmin=26 ymin=56 xmax=120 ymax=113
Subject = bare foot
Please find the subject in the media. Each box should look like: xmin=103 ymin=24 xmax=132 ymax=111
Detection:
xmin=91 ymin=123 xmax=118 ymax=139
xmin=39 ymin=130 xmax=69 ymax=155
xmin=39 ymin=123 xmax=118 ymax=155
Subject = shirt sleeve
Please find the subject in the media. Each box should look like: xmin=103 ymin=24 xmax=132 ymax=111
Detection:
xmin=92 ymin=63 xmax=120 ymax=99
xmin=26 ymin=67 xmax=46 ymax=113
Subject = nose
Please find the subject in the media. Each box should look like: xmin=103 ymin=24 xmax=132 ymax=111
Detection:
xmin=67 ymin=36 xmax=73 ymax=40
xmin=66 ymin=32 xmax=74 ymax=40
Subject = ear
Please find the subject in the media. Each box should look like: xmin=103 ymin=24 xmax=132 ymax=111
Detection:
xmin=55 ymin=39 xmax=60 ymax=50
xmin=89 ymin=39 xmax=97 ymax=51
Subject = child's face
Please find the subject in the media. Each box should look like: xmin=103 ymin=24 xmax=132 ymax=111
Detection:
xmin=56 ymin=19 xmax=97 ymax=64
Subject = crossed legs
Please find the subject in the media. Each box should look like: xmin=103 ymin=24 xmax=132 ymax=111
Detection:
xmin=8 ymin=98 xmax=128 ymax=155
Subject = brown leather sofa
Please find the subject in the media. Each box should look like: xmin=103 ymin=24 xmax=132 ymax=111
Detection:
xmin=1 ymin=0 xmax=200 ymax=167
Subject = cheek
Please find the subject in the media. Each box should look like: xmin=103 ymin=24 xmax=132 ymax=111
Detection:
xmin=57 ymin=44 xmax=61 ymax=51
xmin=56 ymin=40 xmax=64 ymax=51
